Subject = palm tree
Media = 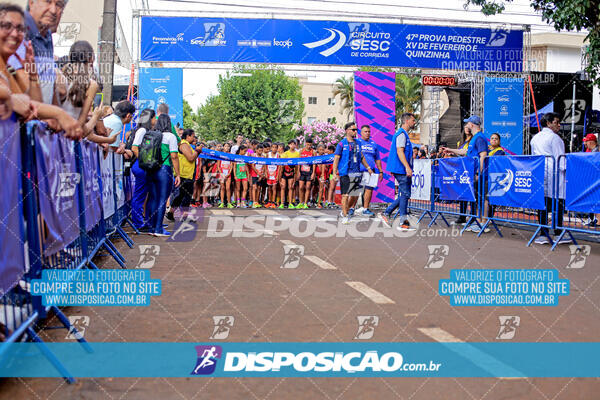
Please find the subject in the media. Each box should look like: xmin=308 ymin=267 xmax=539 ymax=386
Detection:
xmin=332 ymin=76 xmax=354 ymax=121
xmin=396 ymin=73 xmax=422 ymax=117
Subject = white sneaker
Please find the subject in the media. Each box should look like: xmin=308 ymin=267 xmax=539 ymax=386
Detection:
xmin=341 ymin=216 xmax=350 ymax=224
xmin=355 ymin=207 xmax=366 ymax=215
xmin=553 ymin=236 xmax=572 ymax=245
xmin=534 ymin=236 xmax=550 ymax=245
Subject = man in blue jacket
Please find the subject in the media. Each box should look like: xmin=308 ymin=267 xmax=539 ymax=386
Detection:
xmin=332 ymin=122 xmax=373 ymax=224
xmin=379 ymin=113 xmax=416 ymax=231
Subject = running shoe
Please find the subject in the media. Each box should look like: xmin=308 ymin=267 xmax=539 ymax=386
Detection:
xmin=397 ymin=221 xmax=416 ymax=231
xmin=202 ymin=202 xmax=211 ymax=208
xmin=378 ymin=213 xmax=391 ymax=228
xmin=316 ymin=203 xmax=323 ymax=209
xmin=288 ymin=203 xmax=296 ymax=209
xmin=241 ymin=201 xmax=248 ymax=208
xmin=191 ymin=203 xmax=199 ymax=208
xmin=355 ymin=207 xmax=365 ymax=215
xmin=252 ymin=203 xmax=261 ymax=208
xmin=534 ymin=236 xmax=550 ymax=245
xmin=341 ymin=215 xmax=349 ymax=224
xmin=217 ymin=203 xmax=225 ymax=208
xmin=553 ymin=236 xmax=572 ymax=245
xmin=153 ymin=230 xmax=171 ymax=237
xmin=278 ymin=203 xmax=285 ymax=209
xmin=348 ymin=208 xmax=355 ymax=216
xmin=302 ymin=203 xmax=309 ymax=209
xmin=363 ymin=209 xmax=375 ymax=217
xmin=227 ymin=203 xmax=235 ymax=209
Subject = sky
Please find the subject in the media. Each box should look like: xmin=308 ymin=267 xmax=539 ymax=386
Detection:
xmin=116 ymin=0 xmax=577 ymax=110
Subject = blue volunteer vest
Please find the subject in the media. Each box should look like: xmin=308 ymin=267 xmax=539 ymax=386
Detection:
xmin=466 ymin=131 xmax=486 ymax=158
xmin=387 ymin=128 xmax=413 ymax=175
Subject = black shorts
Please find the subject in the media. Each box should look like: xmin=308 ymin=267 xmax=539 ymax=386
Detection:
xmin=299 ymin=172 xmax=312 ymax=182
xmin=340 ymin=175 xmax=362 ymax=195
xmin=251 ymin=176 xmax=259 ymax=185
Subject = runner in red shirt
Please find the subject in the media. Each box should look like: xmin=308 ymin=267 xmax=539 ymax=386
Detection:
xmin=298 ymin=139 xmax=315 ymax=209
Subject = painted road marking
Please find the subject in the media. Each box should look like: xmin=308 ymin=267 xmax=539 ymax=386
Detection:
xmin=404 ymin=313 xmax=419 ymax=317
xmin=345 ymin=282 xmax=395 ymax=304
xmin=418 ymin=327 xmax=525 ymax=379
xmin=280 ymin=240 xmax=296 ymax=246
xmin=211 ymin=210 xmax=233 ymax=216
xmin=304 ymin=255 xmax=337 ymax=270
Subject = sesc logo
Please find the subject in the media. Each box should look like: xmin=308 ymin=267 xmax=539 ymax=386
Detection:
xmin=273 ymin=37 xmax=293 ymax=48
xmin=191 ymin=345 xmax=222 ymax=375
xmin=303 ymin=28 xmax=346 ymax=57
xmin=459 ymin=171 xmax=471 ymax=185
xmin=488 ymin=169 xmax=513 ymax=196
xmin=154 ymin=86 xmax=167 ymax=94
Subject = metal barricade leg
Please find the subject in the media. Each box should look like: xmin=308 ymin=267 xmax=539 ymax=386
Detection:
xmin=102 ymin=241 xmax=127 ymax=269
xmin=115 ymin=225 xmax=134 ymax=248
xmin=49 ymin=306 xmax=93 ymax=353
xmin=26 ymin=327 xmax=76 ymax=384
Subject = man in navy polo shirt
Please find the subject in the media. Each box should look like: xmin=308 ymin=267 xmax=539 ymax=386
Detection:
xmin=441 ymin=115 xmax=489 ymax=233
xmin=332 ymin=122 xmax=373 ymax=224
xmin=357 ymin=124 xmax=383 ymax=217
xmin=379 ymin=113 xmax=416 ymax=231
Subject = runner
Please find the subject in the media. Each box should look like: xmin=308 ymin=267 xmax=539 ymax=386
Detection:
xmin=314 ymin=143 xmax=327 ymax=208
xmin=298 ymin=138 xmax=315 ymax=209
xmin=356 ymin=124 xmax=383 ymax=217
xmin=279 ymin=139 xmax=300 ymax=209
xmin=251 ymin=144 xmax=265 ymax=208
xmin=265 ymin=144 xmax=280 ymax=208
xmin=326 ymin=145 xmax=338 ymax=208
xmin=218 ymin=143 xmax=234 ymax=208
xmin=332 ymin=122 xmax=373 ymax=224
xmin=378 ymin=113 xmax=416 ymax=231
xmin=234 ymin=145 xmax=249 ymax=208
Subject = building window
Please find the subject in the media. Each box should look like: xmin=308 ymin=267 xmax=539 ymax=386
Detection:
xmin=307 ymin=117 xmax=317 ymax=124
xmin=308 ymin=97 xmax=317 ymax=105
xmin=328 ymin=98 xmax=336 ymax=106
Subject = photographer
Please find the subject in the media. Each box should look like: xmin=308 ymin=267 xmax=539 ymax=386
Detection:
xmin=167 ymin=129 xmax=202 ymax=221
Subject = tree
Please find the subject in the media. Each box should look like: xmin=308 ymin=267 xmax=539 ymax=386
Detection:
xmin=216 ymin=65 xmax=304 ymax=141
xmin=465 ymin=0 xmax=600 ymax=85
xmin=182 ymin=99 xmax=199 ymax=132
xmin=332 ymin=76 xmax=354 ymax=121
xmin=395 ymin=73 xmax=422 ymax=117
xmin=194 ymin=95 xmax=229 ymax=141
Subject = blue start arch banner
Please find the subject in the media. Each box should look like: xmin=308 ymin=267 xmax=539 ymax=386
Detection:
xmin=141 ymin=17 xmax=523 ymax=72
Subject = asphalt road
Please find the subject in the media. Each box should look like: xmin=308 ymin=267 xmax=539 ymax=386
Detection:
xmin=2 ymin=208 xmax=600 ymax=399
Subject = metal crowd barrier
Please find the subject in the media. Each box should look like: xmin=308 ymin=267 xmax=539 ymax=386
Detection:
xmin=428 ymin=157 xmax=489 ymax=235
xmin=0 ymin=119 xmax=135 ymax=383
xmin=479 ymin=155 xmax=556 ymax=246
xmin=552 ymin=153 xmax=600 ymax=250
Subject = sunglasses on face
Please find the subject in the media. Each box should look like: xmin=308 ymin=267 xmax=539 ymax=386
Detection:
xmin=349 ymin=128 xmax=357 ymax=131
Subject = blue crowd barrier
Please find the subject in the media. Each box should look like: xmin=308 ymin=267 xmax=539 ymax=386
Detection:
xmin=0 ymin=119 xmax=136 ymax=383
xmin=480 ymin=155 xmax=555 ymax=246
xmin=552 ymin=153 xmax=600 ymax=250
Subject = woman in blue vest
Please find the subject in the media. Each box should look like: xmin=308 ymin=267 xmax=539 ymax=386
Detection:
xmin=378 ymin=113 xmax=416 ymax=231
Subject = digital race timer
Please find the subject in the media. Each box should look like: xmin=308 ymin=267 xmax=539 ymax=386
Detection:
xmin=422 ymin=75 xmax=457 ymax=86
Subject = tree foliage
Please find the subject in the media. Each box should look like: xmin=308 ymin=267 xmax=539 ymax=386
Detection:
xmin=333 ymin=68 xmax=422 ymax=125
xmin=186 ymin=65 xmax=304 ymax=142
xmin=465 ymin=0 xmax=600 ymax=85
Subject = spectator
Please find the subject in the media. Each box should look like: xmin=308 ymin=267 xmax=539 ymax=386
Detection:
xmin=9 ymin=0 xmax=68 ymax=104
xmin=531 ymin=112 xmax=568 ymax=245
xmin=0 ymin=3 xmax=81 ymax=138
xmin=57 ymin=40 xmax=111 ymax=141
xmin=132 ymin=113 xmax=181 ymax=236
xmin=156 ymin=102 xmax=180 ymax=140
xmin=167 ymin=129 xmax=202 ymax=220
xmin=129 ymin=108 xmax=155 ymax=231
xmin=102 ymin=99 xmax=134 ymax=149
xmin=488 ymin=133 xmax=506 ymax=156
xmin=583 ymin=133 xmax=598 ymax=152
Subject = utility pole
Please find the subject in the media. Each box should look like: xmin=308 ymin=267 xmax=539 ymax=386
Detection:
xmin=99 ymin=0 xmax=117 ymax=105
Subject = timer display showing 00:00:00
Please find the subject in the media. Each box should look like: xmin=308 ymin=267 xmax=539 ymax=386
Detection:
xmin=422 ymin=75 xmax=457 ymax=86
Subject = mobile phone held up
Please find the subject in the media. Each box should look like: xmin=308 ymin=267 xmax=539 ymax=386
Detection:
xmin=93 ymin=93 xmax=104 ymax=110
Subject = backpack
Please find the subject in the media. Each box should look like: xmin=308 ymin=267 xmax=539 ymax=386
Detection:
xmin=138 ymin=130 xmax=166 ymax=172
